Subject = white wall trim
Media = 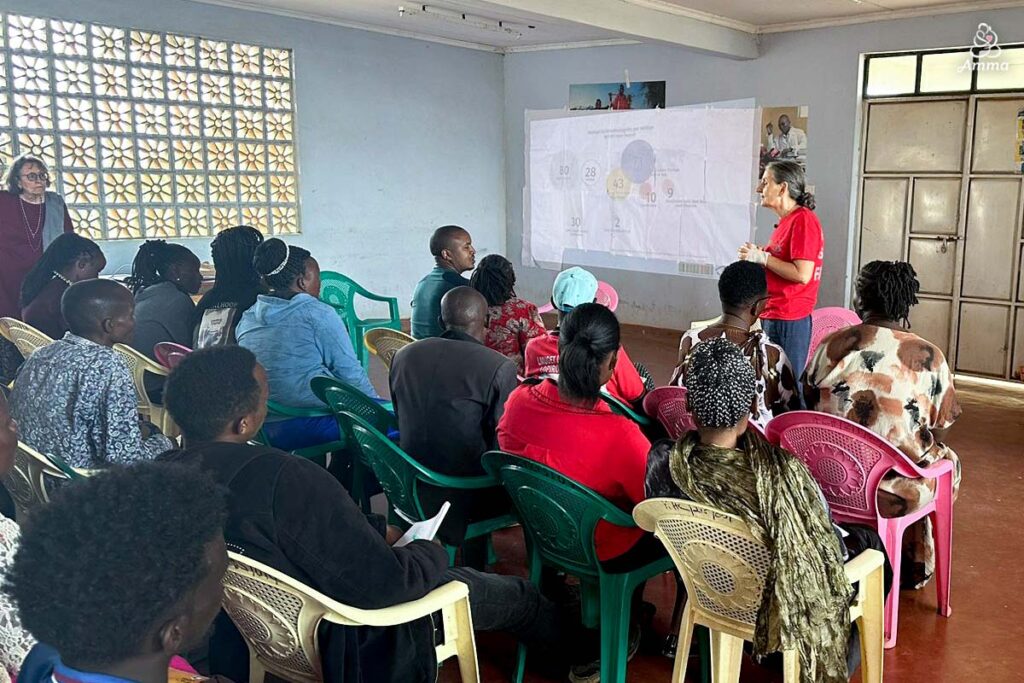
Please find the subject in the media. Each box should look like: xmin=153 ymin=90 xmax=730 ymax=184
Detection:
xmin=502 ymin=38 xmax=641 ymax=53
xmin=618 ymin=0 xmax=758 ymax=34
xmin=758 ymin=0 xmax=1024 ymax=34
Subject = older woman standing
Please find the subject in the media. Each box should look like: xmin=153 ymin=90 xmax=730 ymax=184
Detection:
xmin=738 ymin=160 xmax=823 ymax=381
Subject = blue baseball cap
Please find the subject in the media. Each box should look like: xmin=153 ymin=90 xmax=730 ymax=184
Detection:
xmin=551 ymin=267 xmax=598 ymax=312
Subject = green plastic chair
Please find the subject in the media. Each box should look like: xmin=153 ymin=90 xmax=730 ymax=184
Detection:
xmin=335 ymin=410 xmax=517 ymax=566
xmin=600 ymin=390 xmax=652 ymax=427
xmin=481 ymin=450 xmax=676 ymax=683
xmin=319 ymin=271 xmax=401 ymax=370
xmin=255 ymin=400 xmax=348 ymax=465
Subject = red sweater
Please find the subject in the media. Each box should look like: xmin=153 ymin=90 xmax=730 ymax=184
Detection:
xmin=522 ymin=331 xmax=646 ymax=404
xmin=497 ymin=380 xmax=651 ymax=560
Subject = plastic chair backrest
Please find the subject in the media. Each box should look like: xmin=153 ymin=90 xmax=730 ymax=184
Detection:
xmin=765 ymin=411 xmax=915 ymax=523
xmin=595 ymin=281 xmax=619 ymax=311
xmin=3 ymin=441 xmax=71 ymax=523
xmin=319 ymin=271 xmax=358 ymax=318
xmin=0 ymin=318 xmax=54 ymax=358
xmin=310 ymin=376 xmax=396 ymax=435
xmin=112 ymin=343 xmax=167 ymax=419
xmin=153 ymin=341 xmax=193 ymax=370
xmin=642 ymin=386 xmax=696 ymax=438
xmin=809 ymin=307 xmax=861 ymax=359
xmin=633 ymin=499 xmax=771 ymax=630
xmin=482 ymin=450 xmax=636 ymax=579
xmin=363 ymin=328 xmax=415 ymax=370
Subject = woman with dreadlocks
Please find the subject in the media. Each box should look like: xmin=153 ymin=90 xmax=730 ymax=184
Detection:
xmin=804 ymin=260 xmax=961 ymax=590
xmin=20 ymin=233 xmax=105 ymax=339
xmin=469 ymin=254 xmax=545 ymax=374
xmin=126 ymin=240 xmax=203 ymax=361
xmin=646 ymin=337 xmax=891 ymax=683
xmin=193 ymin=225 xmax=264 ymax=347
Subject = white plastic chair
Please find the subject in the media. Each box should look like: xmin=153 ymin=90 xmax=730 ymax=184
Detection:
xmin=0 ymin=317 xmax=54 ymax=359
xmin=112 ymin=343 xmax=179 ymax=439
xmin=2 ymin=441 xmax=70 ymax=523
xmin=634 ymin=498 xmax=885 ymax=683
xmin=221 ymin=551 xmax=479 ymax=683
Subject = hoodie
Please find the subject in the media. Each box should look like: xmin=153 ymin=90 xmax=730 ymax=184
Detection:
xmin=236 ymin=293 xmax=378 ymax=408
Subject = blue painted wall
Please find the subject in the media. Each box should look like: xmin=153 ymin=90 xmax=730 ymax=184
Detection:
xmin=3 ymin=0 xmax=505 ymax=315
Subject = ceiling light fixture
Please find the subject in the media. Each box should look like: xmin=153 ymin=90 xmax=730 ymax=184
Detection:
xmin=397 ymin=4 xmax=530 ymax=40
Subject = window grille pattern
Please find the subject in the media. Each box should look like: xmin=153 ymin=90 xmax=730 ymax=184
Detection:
xmin=0 ymin=13 xmax=299 ymax=238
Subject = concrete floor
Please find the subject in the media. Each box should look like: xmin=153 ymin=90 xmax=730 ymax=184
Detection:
xmin=370 ymin=324 xmax=1024 ymax=683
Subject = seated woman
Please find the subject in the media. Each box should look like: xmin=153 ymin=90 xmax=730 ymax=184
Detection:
xmin=469 ymin=254 xmax=545 ymax=374
xmin=126 ymin=239 xmax=203 ymax=360
xmin=193 ymin=225 xmax=264 ymax=347
xmin=237 ymin=238 xmax=378 ymax=451
xmin=670 ymin=260 xmax=798 ymax=426
xmin=647 ymin=338 xmax=890 ymax=681
xmin=20 ymin=233 xmax=105 ymax=339
xmin=804 ymin=260 xmax=961 ymax=589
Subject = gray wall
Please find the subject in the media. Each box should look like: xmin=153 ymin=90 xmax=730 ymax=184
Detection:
xmin=503 ymin=6 xmax=1024 ymax=329
xmin=5 ymin=0 xmax=505 ymax=315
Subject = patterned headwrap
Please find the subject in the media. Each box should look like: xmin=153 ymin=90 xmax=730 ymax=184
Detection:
xmin=686 ymin=337 xmax=757 ymax=428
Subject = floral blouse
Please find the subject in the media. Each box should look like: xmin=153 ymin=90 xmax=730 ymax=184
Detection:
xmin=484 ymin=297 xmax=545 ymax=375
xmin=0 ymin=516 xmax=34 ymax=681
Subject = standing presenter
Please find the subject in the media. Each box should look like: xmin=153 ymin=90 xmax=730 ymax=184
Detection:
xmin=738 ymin=160 xmax=823 ymax=382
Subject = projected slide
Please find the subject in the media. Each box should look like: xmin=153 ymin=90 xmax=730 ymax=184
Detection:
xmin=524 ymin=105 xmax=757 ymax=278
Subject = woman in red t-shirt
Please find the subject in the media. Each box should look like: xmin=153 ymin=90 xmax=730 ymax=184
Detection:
xmin=739 ymin=160 xmax=823 ymax=382
xmin=469 ymin=254 xmax=545 ymax=375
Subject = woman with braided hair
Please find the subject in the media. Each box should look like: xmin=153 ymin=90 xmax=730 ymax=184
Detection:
xmin=127 ymin=239 xmax=202 ymax=361
xmin=193 ymin=225 xmax=264 ymax=347
xmin=804 ymin=260 xmax=961 ymax=589
xmin=646 ymin=337 xmax=891 ymax=683
xmin=469 ymin=254 xmax=545 ymax=374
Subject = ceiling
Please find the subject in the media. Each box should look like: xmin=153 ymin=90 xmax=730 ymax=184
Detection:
xmin=190 ymin=0 xmax=1024 ymax=55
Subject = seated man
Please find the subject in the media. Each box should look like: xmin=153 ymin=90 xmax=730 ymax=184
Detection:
xmin=161 ymin=345 xmax=575 ymax=683
xmin=647 ymin=338 xmax=891 ymax=678
xmin=410 ymin=225 xmax=476 ymax=339
xmin=6 ymin=461 xmax=229 ymax=683
xmin=670 ymin=260 xmax=799 ymax=426
xmin=10 ymin=279 xmax=174 ymax=468
xmin=523 ymin=267 xmax=646 ymax=404
xmin=390 ymin=286 xmax=517 ymax=561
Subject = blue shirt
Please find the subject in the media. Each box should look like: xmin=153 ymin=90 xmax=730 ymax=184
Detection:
xmin=410 ymin=267 xmax=468 ymax=339
xmin=18 ymin=644 xmax=138 ymax=683
xmin=237 ymin=293 xmax=378 ymax=408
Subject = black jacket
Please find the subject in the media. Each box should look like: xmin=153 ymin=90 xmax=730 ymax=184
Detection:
xmin=161 ymin=442 xmax=450 ymax=683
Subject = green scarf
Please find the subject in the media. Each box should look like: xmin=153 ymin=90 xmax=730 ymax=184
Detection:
xmin=669 ymin=431 xmax=851 ymax=683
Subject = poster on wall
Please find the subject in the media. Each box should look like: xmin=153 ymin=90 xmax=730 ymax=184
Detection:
xmin=760 ymin=105 xmax=808 ymax=174
xmin=568 ymin=81 xmax=666 ymax=111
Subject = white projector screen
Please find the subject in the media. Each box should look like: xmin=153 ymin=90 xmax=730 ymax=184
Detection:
xmin=523 ymin=103 xmax=759 ymax=279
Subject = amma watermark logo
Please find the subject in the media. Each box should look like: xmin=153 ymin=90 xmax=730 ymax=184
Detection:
xmin=958 ymin=23 xmax=1010 ymax=73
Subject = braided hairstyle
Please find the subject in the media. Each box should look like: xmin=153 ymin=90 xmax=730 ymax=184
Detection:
xmin=252 ymin=238 xmax=311 ymax=292
xmin=126 ymin=240 xmax=198 ymax=294
xmin=210 ymin=225 xmax=263 ymax=296
xmin=685 ymin=337 xmax=756 ymax=429
xmin=469 ymin=254 xmax=516 ymax=307
xmin=766 ymin=160 xmax=815 ymax=210
xmin=855 ymin=260 xmax=920 ymax=328
xmin=20 ymin=233 xmax=103 ymax=308
xmin=558 ymin=302 xmax=620 ymax=403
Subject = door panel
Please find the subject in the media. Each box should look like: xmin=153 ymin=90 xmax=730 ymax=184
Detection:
xmin=908 ymin=238 xmax=956 ymax=295
xmin=1019 ymin=245 xmax=1024 ymax=303
xmin=909 ymin=298 xmax=952 ymax=357
xmin=911 ymin=178 xmax=960 ymax=234
xmin=961 ymin=179 xmax=1020 ymax=300
xmin=956 ymin=302 xmax=1010 ymax=375
xmin=971 ymin=99 xmax=1024 ymax=172
xmin=859 ymin=178 xmax=907 ymax=266
xmin=865 ymin=100 xmax=967 ymax=173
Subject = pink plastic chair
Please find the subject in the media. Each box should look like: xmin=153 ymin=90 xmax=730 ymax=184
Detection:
xmin=153 ymin=341 xmax=193 ymax=370
xmin=765 ymin=411 xmax=953 ymax=649
xmin=537 ymin=281 xmax=619 ymax=314
xmin=642 ymin=386 xmax=696 ymax=439
xmin=808 ymin=307 xmax=861 ymax=360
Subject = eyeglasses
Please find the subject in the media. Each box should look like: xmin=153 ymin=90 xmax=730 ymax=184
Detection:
xmin=20 ymin=172 xmax=48 ymax=182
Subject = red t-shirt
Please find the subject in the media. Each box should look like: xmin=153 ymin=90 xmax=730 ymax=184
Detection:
xmin=522 ymin=331 xmax=645 ymax=403
xmin=497 ymin=380 xmax=650 ymax=560
xmin=762 ymin=206 xmax=824 ymax=321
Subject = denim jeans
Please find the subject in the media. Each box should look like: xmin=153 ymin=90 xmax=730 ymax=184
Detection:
xmin=444 ymin=567 xmax=566 ymax=645
xmin=762 ymin=316 xmax=812 ymax=405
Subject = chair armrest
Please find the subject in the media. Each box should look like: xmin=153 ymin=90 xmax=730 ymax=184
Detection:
xmin=889 ymin=453 xmax=956 ymax=480
xmin=425 ymin=471 xmax=502 ymax=490
xmin=267 ymin=400 xmax=334 ymax=418
xmin=322 ymin=580 xmax=469 ymax=627
xmin=354 ymin=291 xmax=401 ymax=323
xmin=843 ymin=548 xmax=885 ymax=584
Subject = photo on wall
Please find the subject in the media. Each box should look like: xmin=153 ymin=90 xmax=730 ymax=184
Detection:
xmin=760 ymin=105 xmax=808 ymax=174
xmin=569 ymin=81 xmax=666 ymax=111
